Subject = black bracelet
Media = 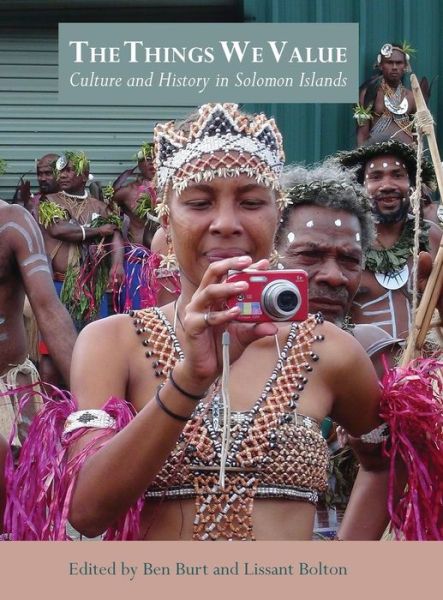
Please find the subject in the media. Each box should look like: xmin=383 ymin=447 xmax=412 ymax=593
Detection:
xmin=169 ymin=370 xmax=208 ymax=401
xmin=155 ymin=387 xmax=191 ymax=422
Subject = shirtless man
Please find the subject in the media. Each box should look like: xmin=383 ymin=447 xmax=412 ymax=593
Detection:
xmin=356 ymin=43 xmax=416 ymax=146
xmin=0 ymin=199 xmax=76 ymax=451
xmin=38 ymin=151 xmax=124 ymax=383
xmin=112 ymin=143 xmax=159 ymax=310
xmin=113 ymin=143 xmax=157 ymax=245
xmin=35 ymin=153 xmax=59 ymax=200
xmin=337 ymin=140 xmax=442 ymax=339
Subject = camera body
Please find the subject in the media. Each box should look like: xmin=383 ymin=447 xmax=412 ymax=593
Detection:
xmin=226 ymin=269 xmax=309 ymax=323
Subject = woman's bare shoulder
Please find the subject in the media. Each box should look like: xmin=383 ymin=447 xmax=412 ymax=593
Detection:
xmin=71 ymin=314 xmax=139 ymax=406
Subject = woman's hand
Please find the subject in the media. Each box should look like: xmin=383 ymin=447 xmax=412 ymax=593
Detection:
xmin=173 ymin=255 xmax=278 ymax=393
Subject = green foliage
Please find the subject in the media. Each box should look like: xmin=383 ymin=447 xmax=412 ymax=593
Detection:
xmin=135 ymin=141 xmax=154 ymax=161
xmin=353 ymin=103 xmax=373 ymax=126
xmin=102 ymin=183 xmax=115 ymax=203
xmin=365 ymin=219 xmax=430 ymax=274
xmin=61 ymin=254 xmax=109 ymax=323
xmin=134 ymin=192 xmax=155 ymax=220
xmin=0 ymin=158 xmax=7 ymax=176
xmin=38 ymin=201 xmax=68 ymax=227
xmin=89 ymin=213 xmax=122 ymax=230
xmin=401 ymin=41 xmax=416 ymax=57
xmin=64 ymin=151 xmax=90 ymax=175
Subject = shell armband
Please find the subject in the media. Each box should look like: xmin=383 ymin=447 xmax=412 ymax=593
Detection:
xmin=360 ymin=422 xmax=389 ymax=444
xmin=63 ymin=409 xmax=116 ymax=435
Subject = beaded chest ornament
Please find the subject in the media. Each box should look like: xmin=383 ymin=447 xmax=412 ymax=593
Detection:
xmin=132 ymin=308 xmax=329 ymax=541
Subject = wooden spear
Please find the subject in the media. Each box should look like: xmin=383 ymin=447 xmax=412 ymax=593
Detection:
xmin=400 ymin=74 xmax=443 ymax=365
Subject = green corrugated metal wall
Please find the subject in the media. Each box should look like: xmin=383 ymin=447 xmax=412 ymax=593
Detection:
xmin=0 ymin=29 xmax=192 ymax=200
xmin=244 ymin=0 xmax=443 ymax=167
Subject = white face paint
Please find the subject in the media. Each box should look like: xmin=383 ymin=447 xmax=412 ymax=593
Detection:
xmin=334 ymin=219 xmax=342 ymax=227
xmin=369 ymin=163 xmax=375 ymax=169
xmin=395 ymin=161 xmax=400 ymax=166
xmin=382 ymin=162 xmax=389 ymax=168
xmin=287 ymin=232 xmax=295 ymax=243
xmin=355 ymin=232 xmax=361 ymax=242
xmin=0 ymin=333 xmax=8 ymax=342
xmin=0 ymin=316 xmax=5 ymax=325
xmin=306 ymin=220 xmax=314 ymax=228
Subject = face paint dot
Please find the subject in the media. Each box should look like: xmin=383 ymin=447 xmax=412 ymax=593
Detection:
xmin=334 ymin=219 xmax=342 ymax=227
xmin=402 ymin=163 xmax=406 ymax=168
xmin=355 ymin=233 xmax=361 ymax=242
xmin=369 ymin=163 xmax=375 ymax=169
xmin=365 ymin=174 xmax=369 ymax=179
xmin=306 ymin=220 xmax=314 ymax=228
xmin=287 ymin=232 xmax=295 ymax=243
xmin=383 ymin=162 xmax=388 ymax=168
xmin=395 ymin=161 xmax=400 ymax=166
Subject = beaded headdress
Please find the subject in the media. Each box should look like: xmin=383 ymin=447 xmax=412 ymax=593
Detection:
xmin=153 ymin=103 xmax=287 ymax=217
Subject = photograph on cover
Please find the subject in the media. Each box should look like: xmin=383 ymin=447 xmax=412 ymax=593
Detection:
xmin=0 ymin=0 xmax=442 ymax=555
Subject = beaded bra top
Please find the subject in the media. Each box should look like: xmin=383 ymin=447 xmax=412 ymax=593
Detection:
xmin=132 ymin=307 xmax=328 ymax=541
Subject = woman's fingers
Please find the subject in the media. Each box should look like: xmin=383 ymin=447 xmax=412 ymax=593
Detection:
xmin=198 ymin=255 xmax=252 ymax=288
xmin=192 ymin=280 xmax=248 ymax=308
xmin=248 ymin=258 xmax=270 ymax=271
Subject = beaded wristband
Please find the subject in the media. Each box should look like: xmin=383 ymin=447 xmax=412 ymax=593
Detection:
xmin=155 ymin=387 xmax=191 ymax=422
xmin=169 ymin=369 xmax=208 ymax=401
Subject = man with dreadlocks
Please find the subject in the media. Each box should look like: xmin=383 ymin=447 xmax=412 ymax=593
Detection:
xmin=337 ymin=140 xmax=442 ymax=340
xmin=38 ymin=151 xmax=124 ymax=385
xmin=355 ymin=43 xmax=417 ymax=146
xmin=111 ymin=143 xmax=160 ymax=311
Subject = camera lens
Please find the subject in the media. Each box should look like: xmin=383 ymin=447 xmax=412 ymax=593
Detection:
xmin=277 ymin=290 xmax=299 ymax=312
xmin=262 ymin=280 xmax=301 ymax=321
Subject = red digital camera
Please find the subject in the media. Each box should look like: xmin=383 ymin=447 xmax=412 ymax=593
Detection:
xmin=226 ymin=269 xmax=309 ymax=323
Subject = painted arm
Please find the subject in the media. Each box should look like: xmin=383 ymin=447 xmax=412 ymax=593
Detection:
xmin=11 ymin=205 xmax=77 ymax=384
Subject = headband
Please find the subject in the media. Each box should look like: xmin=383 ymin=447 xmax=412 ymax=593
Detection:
xmin=153 ymin=102 xmax=287 ymax=216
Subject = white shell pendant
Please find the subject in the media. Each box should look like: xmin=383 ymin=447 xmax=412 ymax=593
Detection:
xmin=384 ymin=95 xmax=409 ymax=115
xmin=375 ymin=264 xmax=409 ymax=290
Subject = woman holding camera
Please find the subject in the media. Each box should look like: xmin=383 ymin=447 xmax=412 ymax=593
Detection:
xmin=10 ymin=103 xmax=391 ymax=541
